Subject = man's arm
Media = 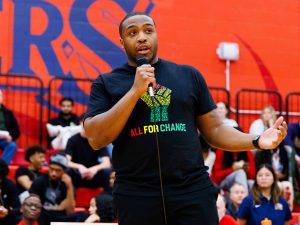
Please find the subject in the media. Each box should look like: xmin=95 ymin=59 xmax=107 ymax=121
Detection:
xmin=17 ymin=175 xmax=32 ymax=190
xmin=57 ymin=174 xmax=75 ymax=214
xmin=197 ymin=109 xmax=287 ymax=151
xmin=84 ymin=65 xmax=155 ymax=150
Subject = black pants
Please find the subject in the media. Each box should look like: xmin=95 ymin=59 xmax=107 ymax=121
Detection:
xmin=114 ymin=186 xmax=219 ymax=225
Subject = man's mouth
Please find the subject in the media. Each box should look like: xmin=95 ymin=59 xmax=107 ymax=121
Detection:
xmin=137 ymin=46 xmax=150 ymax=55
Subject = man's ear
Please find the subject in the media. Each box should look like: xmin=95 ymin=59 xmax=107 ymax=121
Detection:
xmin=120 ymin=38 xmax=124 ymax=49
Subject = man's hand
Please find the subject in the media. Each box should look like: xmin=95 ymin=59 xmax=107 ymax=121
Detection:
xmin=84 ymin=166 xmax=99 ymax=180
xmin=0 ymin=206 xmax=8 ymax=218
xmin=78 ymin=165 xmax=88 ymax=178
xmin=259 ymin=116 xmax=287 ymax=149
xmin=5 ymin=135 xmax=12 ymax=142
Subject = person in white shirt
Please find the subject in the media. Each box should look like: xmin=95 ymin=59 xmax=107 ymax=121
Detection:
xmin=216 ymin=101 xmax=238 ymax=127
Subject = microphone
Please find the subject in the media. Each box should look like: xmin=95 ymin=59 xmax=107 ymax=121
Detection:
xmin=136 ymin=56 xmax=155 ymax=101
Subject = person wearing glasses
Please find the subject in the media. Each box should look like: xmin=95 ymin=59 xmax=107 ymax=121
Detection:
xmin=17 ymin=194 xmax=42 ymax=225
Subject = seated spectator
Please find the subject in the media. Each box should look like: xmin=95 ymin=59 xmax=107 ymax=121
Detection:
xmin=283 ymin=120 xmax=300 ymax=164
xmin=249 ymin=105 xmax=276 ymax=136
xmin=237 ymin=164 xmax=292 ymax=225
xmin=217 ymin=194 xmax=238 ymax=225
xmin=216 ymin=101 xmax=238 ymax=127
xmin=109 ymin=170 xmax=116 ymax=191
xmin=0 ymin=90 xmax=20 ymax=164
xmin=255 ymin=143 xmax=294 ymax=210
xmin=65 ymin=123 xmax=111 ymax=192
xmin=29 ymin=153 xmax=86 ymax=225
xmin=46 ymin=97 xmax=81 ymax=150
xmin=226 ymin=182 xmax=247 ymax=220
xmin=17 ymin=194 xmax=42 ymax=225
xmin=199 ymin=135 xmax=215 ymax=175
xmin=85 ymin=193 xmax=116 ymax=223
xmin=15 ymin=145 xmax=46 ymax=202
xmin=211 ymin=128 xmax=255 ymax=195
xmin=0 ymin=159 xmax=22 ymax=225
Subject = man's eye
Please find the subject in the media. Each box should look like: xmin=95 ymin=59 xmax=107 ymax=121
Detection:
xmin=129 ymin=31 xmax=137 ymax=36
xmin=145 ymin=29 xmax=153 ymax=34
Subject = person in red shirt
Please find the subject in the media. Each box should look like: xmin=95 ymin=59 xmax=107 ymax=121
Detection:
xmin=17 ymin=194 xmax=42 ymax=225
xmin=211 ymin=128 xmax=256 ymax=195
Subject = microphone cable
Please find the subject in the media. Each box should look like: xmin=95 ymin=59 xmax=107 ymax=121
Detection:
xmin=150 ymin=94 xmax=168 ymax=225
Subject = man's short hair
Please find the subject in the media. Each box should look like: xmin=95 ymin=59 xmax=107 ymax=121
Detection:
xmin=25 ymin=145 xmax=46 ymax=162
xmin=119 ymin=12 xmax=155 ymax=37
xmin=0 ymin=159 xmax=8 ymax=179
xmin=59 ymin=97 xmax=74 ymax=106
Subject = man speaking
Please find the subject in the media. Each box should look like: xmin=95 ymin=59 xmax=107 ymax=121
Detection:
xmin=84 ymin=12 xmax=287 ymax=225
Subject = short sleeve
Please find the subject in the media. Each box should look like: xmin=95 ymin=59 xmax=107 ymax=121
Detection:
xmin=65 ymin=135 xmax=75 ymax=156
xmin=15 ymin=167 xmax=28 ymax=180
xmin=237 ymin=196 xmax=252 ymax=219
xmin=98 ymin=146 xmax=109 ymax=157
xmin=84 ymin=76 xmax=112 ymax=120
xmin=192 ymin=69 xmax=216 ymax=116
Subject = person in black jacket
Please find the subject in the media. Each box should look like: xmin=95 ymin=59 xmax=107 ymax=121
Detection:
xmin=0 ymin=159 xmax=22 ymax=225
xmin=0 ymin=90 xmax=20 ymax=164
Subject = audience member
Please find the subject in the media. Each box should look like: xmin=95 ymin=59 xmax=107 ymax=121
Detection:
xmin=254 ymin=143 xmax=294 ymax=210
xmin=17 ymin=194 xmax=42 ymax=225
xmin=0 ymin=159 xmax=22 ymax=225
xmin=283 ymin=120 xmax=300 ymax=164
xmin=249 ymin=105 xmax=276 ymax=136
xmin=46 ymin=97 xmax=81 ymax=150
xmin=217 ymin=194 xmax=238 ymax=225
xmin=85 ymin=193 xmax=116 ymax=223
xmin=199 ymin=135 xmax=215 ymax=175
xmin=109 ymin=170 xmax=116 ymax=190
xmin=15 ymin=145 xmax=46 ymax=202
xmin=29 ymin=153 xmax=85 ymax=225
xmin=65 ymin=125 xmax=111 ymax=191
xmin=226 ymin=182 xmax=247 ymax=220
xmin=0 ymin=90 xmax=20 ymax=164
xmin=216 ymin=101 xmax=238 ymax=127
xmin=211 ymin=128 xmax=256 ymax=195
xmin=237 ymin=164 xmax=291 ymax=225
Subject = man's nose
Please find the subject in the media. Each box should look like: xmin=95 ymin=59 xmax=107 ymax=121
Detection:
xmin=137 ymin=31 xmax=147 ymax=42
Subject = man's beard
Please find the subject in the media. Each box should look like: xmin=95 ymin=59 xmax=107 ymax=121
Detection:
xmin=61 ymin=112 xmax=71 ymax=116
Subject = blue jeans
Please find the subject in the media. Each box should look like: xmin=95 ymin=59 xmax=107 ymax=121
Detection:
xmin=0 ymin=140 xmax=17 ymax=164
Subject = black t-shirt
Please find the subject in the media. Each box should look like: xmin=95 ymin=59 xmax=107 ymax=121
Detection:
xmin=15 ymin=166 xmax=43 ymax=194
xmin=29 ymin=174 xmax=67 ymax=209
xmin=85 ymin=59 xmax=216 ymax=196
xmin=65 ymin=133 xmax=109 ymax=168
xmin=0 ymin=178 xmax=20 ymax=215
xmin=48 ymin=113 xmax=80 ymax=127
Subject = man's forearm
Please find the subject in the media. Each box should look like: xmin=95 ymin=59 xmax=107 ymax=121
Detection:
xmin=204 ymin=125 xmax=256 ymax=151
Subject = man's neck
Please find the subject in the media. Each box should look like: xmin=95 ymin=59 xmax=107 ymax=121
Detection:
xmin=22 ymin=218 xmax=37 ymax=225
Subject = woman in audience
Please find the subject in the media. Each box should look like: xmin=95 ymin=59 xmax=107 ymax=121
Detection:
xmin=216 ymin=101 xmax=238 ymax=127
xmin=226 ymin=182 xmax=247 ymax=220
xmin=85 ymin=193 xmax=116 ymax=223
xmin=211 ymin=127 xmax=255 ymax=195
xmin=255 ymin=143 xmax=294 ymax=210
xmin=249 ymin=105 xmax=277 ymax=136
xmin=237 ymin=164 xmax=291 ymax=225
